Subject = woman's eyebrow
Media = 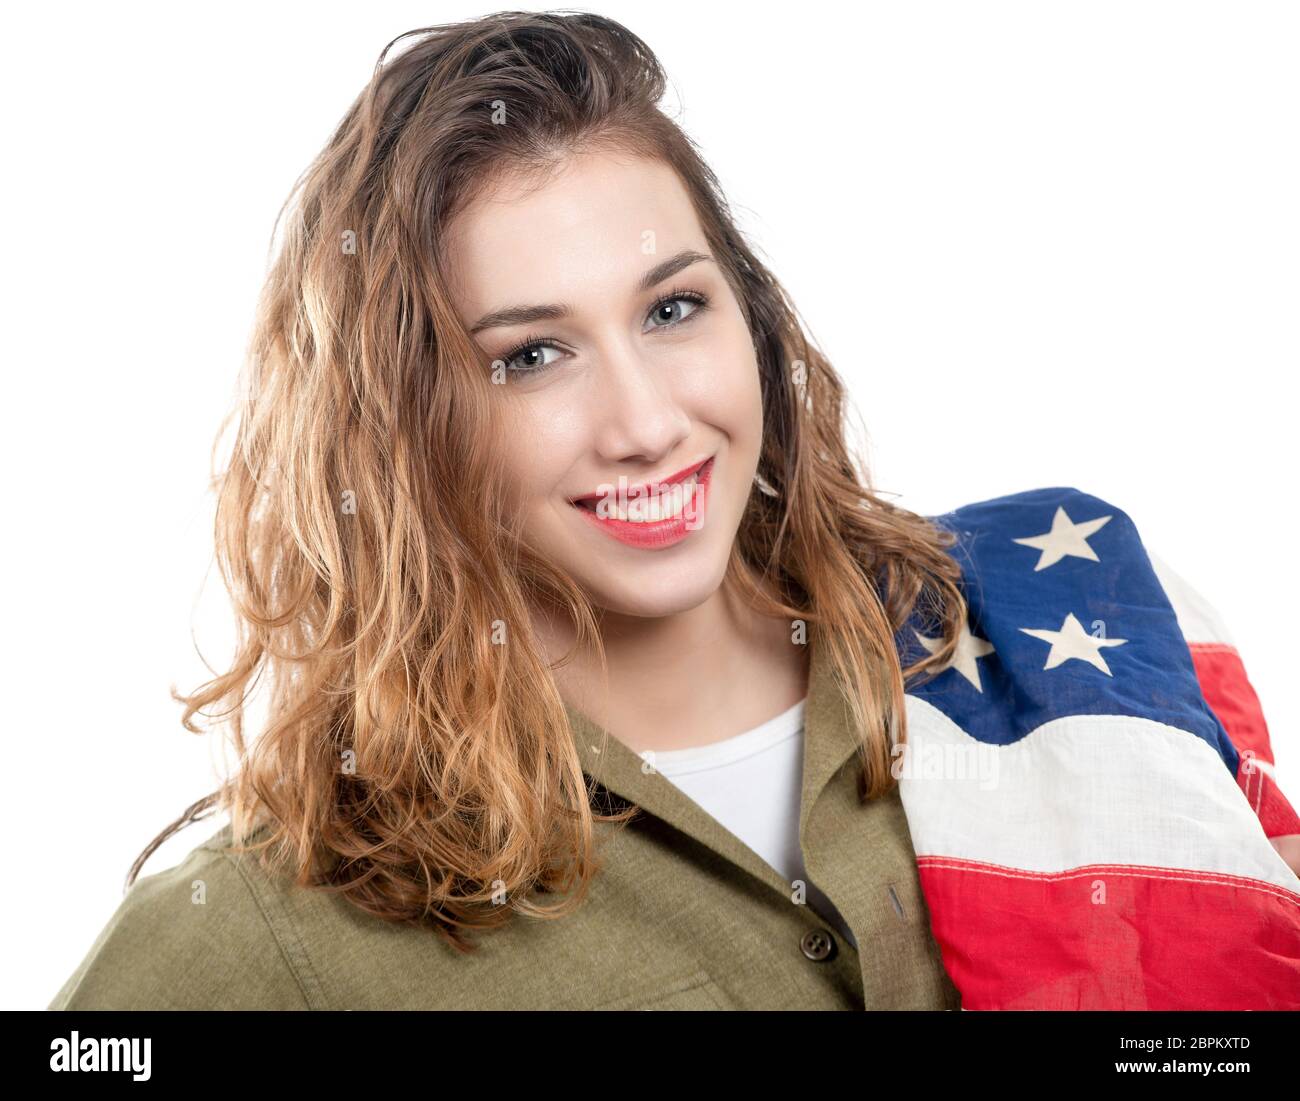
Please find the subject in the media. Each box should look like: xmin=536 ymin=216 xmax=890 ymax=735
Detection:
xmin=468 ymin=248 xmax=714 ymax=334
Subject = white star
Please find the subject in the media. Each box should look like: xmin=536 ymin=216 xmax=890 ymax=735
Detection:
xmin=1019 ymin=612 xmax=1128 ymax=676
xmin=1013 ymin=506 xmax=1112 ymax=571
xmin=913 ymin=620 xmax=996 ymax=692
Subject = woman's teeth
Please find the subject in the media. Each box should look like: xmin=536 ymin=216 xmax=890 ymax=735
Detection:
xmin=580 ymin=472 xmax=700 ymax=522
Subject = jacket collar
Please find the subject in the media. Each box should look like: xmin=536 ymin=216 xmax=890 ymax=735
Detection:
xmin=562 ymin=636 xmax=861 ymax=901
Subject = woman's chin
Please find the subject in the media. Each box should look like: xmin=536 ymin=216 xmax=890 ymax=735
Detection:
xmin=582 ymin=560 xmax=728 ymax=619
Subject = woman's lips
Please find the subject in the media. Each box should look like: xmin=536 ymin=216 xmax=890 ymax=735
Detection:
xmin=570 ymin=457 xmax=714 ymax=550
xmin=568 ymin=455 xmax=711 ymax=509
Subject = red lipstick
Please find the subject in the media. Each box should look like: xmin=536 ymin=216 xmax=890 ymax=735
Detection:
xmin=569 ymin=456 xmax=715 ymax=550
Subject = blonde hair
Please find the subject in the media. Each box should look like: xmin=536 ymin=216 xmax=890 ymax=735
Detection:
xmin=130 ymin=11 xmax=967 ymax=952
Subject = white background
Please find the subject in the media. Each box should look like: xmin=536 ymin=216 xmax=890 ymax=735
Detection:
xmin=5 ymin=1 xmax=1296 ymax=1008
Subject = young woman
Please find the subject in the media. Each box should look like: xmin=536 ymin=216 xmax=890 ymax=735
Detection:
xmin=50 ymin=12 xmax=1300 ymax=1011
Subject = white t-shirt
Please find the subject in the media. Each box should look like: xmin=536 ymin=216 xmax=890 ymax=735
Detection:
xmin=645 ymin=698 xmax=858 ymax=950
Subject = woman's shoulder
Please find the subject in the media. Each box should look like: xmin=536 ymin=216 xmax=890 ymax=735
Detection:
xmin=923 ymin=484 xmax=1175 ymax=601
xmin=901 ymin=482 xmax=1227 ymax=737
xmin=924 ymin=483 xmax=1225 ymax=640
xmin=926 ymin=484 xmax=1133 ymax=541
xmin=49 ymin=822 xmax=314 ymax=1010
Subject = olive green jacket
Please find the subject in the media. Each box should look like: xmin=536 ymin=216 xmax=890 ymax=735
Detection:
xmin=49 ymin=640 xmax=960 ymax=1011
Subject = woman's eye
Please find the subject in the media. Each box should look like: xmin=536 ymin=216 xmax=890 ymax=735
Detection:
xmin=503 ymin=343 xmax=563 ymax=373
xmin=496 ymin=293 xmax=706 ymax=377
xmin=644 ymin=295 xmax=701 ymax=331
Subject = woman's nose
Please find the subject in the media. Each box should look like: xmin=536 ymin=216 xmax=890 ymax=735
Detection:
xmin=586 ymin=336 xmax=692 ymax=460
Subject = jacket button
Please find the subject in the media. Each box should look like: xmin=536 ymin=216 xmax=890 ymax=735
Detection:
xmin=800 ymin=928 xmax=836 ymax=962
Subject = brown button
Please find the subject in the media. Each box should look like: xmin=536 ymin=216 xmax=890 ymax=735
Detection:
xmin=800 ymin=928 xmax=836 ymax=962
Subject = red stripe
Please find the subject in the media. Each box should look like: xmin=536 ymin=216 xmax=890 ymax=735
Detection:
xmin=1189 ymin=642 xmax=1300 ymax=838
xmin=918 ymin=858 xmax=1300 ymax=1010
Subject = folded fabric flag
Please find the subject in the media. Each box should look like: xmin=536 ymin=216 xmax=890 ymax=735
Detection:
xmin=1147 ymin=548 xmax=1300 ymax=844
xmin=895 ymin=486 xmax=1300 ymax=1010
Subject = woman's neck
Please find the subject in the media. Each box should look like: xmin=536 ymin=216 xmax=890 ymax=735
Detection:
xmin=533 ymin=580 xmax=809 ymax=754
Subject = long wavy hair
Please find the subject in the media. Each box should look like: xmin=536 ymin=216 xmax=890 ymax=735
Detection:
xmin=130 ymin=9 xmax=968 ymax=953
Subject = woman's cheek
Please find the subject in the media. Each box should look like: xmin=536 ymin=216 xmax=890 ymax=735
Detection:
xmin=679 ymin=329 xmax=763 ymax=432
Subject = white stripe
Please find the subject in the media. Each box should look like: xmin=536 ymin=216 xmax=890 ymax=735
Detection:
xmin=1239 ymin=755 xmax=1278 ymax=782
xmin=1147 ymin=549 xmax=1236 ymax=647
xmin=898 ymin=694 xmax=1300 ymax=893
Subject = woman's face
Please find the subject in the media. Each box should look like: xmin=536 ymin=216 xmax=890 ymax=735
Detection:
xmin=444 ymin=151 xmax=764 ymax=618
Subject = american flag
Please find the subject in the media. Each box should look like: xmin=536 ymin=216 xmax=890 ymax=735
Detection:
xmin=894 ymin=486 xmax=1300 ymax=1010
